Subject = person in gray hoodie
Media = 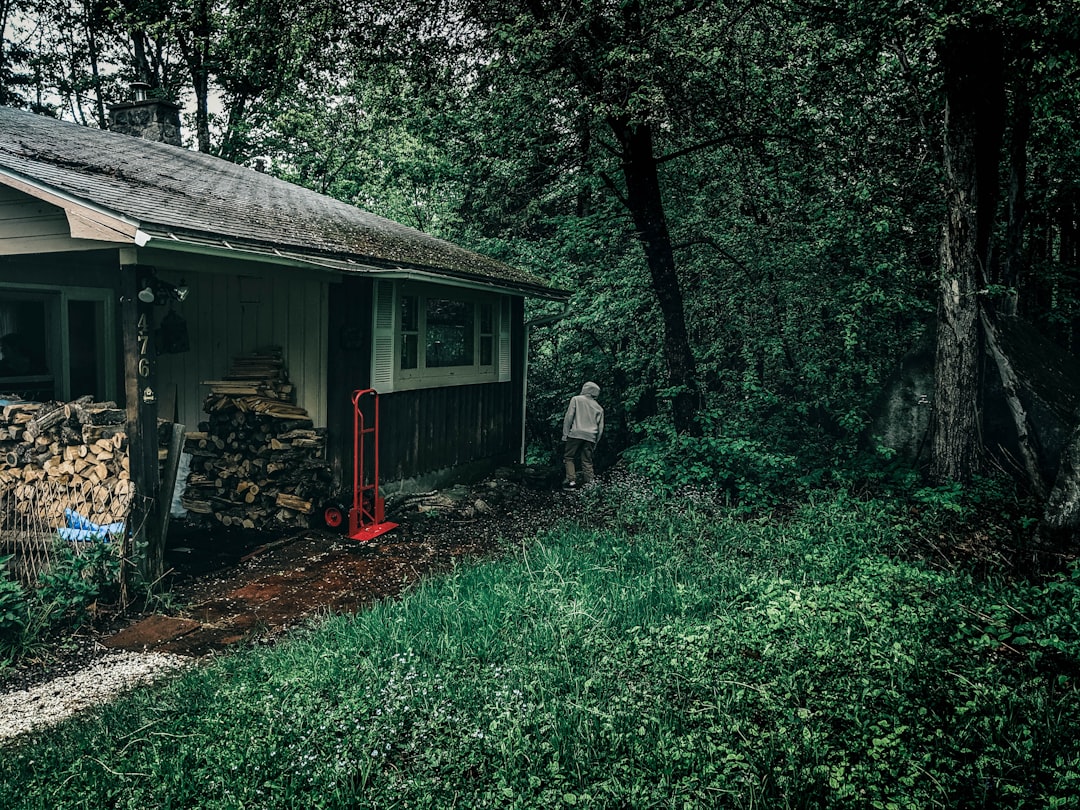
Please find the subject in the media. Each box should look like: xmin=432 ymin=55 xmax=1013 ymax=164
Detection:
xmin=562 ymin=381 xmax=604 ymax=488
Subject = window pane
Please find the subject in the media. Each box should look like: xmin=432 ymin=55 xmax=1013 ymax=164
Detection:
xmin=426 ymin=298 xmax=474 ymax=368
xmin=401 ymin=295 xmax=418 ymax=332
xmin=68 ymin=300 xmax=103 ymax=398
xmin=480 ymin=303 xmax=493 ymax=334
xmin=401 ymin=333 xmax=418 ymax=370
xmin=0 ymin=295 xmax=54 ymax=401
xmin=480 ymin=336 xmax=493 ymax=366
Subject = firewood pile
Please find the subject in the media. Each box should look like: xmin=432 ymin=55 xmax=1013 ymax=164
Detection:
xmin=0 ymin=396 xmax=132 ymax=532
xmin=180 ymin=348 xmax=331 ymax=530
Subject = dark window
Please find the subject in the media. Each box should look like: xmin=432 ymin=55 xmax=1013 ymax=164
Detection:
xmin=68 ymin=299 xmax=104 ymax=399
xmin=0 ymin=295 xmax=54 ymax=401
xmin=425 ymin=298 xmax=474 ymax=368
xmin=400 ymin=295 xmax=419 ymax=370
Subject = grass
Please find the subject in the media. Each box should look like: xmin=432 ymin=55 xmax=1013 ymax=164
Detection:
xmin=1 ymin=482 xmax=1078 ymax=808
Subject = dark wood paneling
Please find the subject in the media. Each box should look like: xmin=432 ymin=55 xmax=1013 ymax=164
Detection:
xmin=378 ymin=382 xmax=519 ymax=481
xmin=326 ymin=276 xmax=372 ymax=487
xmin=0 ymin=249 xmax=122 ymax=285
xmin=326 ymin=288 xmax=525 ymax=492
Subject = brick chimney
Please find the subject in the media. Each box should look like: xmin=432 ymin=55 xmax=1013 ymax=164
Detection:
xmin=108 ymin=82 xmax=182 ymax=147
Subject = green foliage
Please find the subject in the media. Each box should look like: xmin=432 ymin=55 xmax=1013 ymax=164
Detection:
xmin=0 ymin=556 xmax=29 ymax=657
xmin=1 ymin=488 xmax=1076 ymax=808
xmin=624 ymin=415 xmax=802 ymax=507
xmin=0 ymin=538 xmax=127 ymax=669
xmin=36 ymin=540 xmax=123 ymax=621
xmin=957 ymin=561 xmax=1080 ymax=678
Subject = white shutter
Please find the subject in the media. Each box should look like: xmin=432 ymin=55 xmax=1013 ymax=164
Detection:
xmin=371 ymin=280 xmax=396 ymax=393
xmin=497 ymin=296 xmax=512 ymax=382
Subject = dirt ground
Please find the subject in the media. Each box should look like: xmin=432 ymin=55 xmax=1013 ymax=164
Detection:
xmin=98 ymin=468 xmax=582 ymax=657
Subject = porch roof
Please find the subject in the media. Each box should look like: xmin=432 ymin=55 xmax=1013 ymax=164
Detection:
xmin=0 ymin=108 xmax=568 ymax=300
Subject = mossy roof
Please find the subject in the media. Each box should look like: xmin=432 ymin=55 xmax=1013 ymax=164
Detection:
xmin=0 ymin=108 xmax=565 ymax=298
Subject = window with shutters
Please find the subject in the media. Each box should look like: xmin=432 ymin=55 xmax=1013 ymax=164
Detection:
xmin=371 ymin=280 xmax=512 ymax=391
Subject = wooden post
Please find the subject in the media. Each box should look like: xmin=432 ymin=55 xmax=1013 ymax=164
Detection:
xmin=157 ymin=421 xmax=186 ymax=547
xmin=120 ymin=264 xmax=162 ymax=579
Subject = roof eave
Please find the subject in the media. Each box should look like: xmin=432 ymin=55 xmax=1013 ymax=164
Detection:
xmin=0 ymin=166 xmax=140 ymax=243
xmin=137 ymin=227 xmax=571 ymax=300
xmin=0 ymin=165 xmax=570 ymax=301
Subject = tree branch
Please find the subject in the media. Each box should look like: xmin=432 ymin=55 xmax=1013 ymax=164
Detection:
xmin=655 ymin=131 xmax=810 ymax=165
xmin=598 ymin=170 xmax=629 ymax=208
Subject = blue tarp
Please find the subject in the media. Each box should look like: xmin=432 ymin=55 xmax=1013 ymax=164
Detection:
xmin=59 ymin=508 xmax=124 ymax=542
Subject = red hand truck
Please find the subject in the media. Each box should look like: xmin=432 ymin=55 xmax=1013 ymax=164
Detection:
xmin=347 ymin=388 xmax=398 ymax=541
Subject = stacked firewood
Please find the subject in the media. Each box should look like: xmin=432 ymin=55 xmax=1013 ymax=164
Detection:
xmin=180 ymin=349 xmax=331 ymax=530
xmin=0 ymin=397 xmax=132 ymax=529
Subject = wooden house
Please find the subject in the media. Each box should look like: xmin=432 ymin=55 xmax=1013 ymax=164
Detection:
xmin=0 ymin=104 xmax=567 ymax=564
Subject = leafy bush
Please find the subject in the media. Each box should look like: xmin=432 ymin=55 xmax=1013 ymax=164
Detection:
xmin=0 ymin=556 xmax=28 ymax=657
xmin=36 ymin=539 xmax=123 ymax=622
xmin=0 ymin=538 xmax=128 ymax=670
xmin=624 ymin=412 xmax=806 ymax=506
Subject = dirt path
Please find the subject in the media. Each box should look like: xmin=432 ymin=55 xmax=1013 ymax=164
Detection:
xmin=105 ymin=518 xmax=507 ymax=655
xmin=2 ymin=471 xmax=591 ymax=742
xmin=3 ymin=470 xmax=584 ymax=688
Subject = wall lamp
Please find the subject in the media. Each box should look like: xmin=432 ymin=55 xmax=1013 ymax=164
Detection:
xmin=138 ymin=276 xmax=189 ymax=305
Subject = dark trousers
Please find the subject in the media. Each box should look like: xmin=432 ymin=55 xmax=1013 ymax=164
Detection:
xmin=563 ymin=438 xmax=595 ymax=483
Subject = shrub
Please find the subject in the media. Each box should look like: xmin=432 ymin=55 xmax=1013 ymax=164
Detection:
xmin=624 ymin=413 xmax=804 ymax=506
xmin=0 ymin=556 xmax=28 ymax=657
xmin=36 ymin=539 xmax=123 ymax=622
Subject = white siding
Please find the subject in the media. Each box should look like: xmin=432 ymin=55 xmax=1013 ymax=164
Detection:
xmin=0 ymin=186 xmax=108 ymax=254
xmin=154 ymin=268 xmax=330 ymax=431
xmin=371 ymin=280 xmax=396 ymax=392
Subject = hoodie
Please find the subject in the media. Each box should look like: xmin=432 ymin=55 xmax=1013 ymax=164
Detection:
xmin=562 ymin=381 xmax=604 ymax=443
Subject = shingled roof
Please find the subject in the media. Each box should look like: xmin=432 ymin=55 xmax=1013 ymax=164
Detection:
xmin=0 ymin=107 xmax=565 ymax=298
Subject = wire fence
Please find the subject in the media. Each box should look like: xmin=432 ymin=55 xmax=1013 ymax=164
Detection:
xmin=0 ymin=477 xmax=141 ymax=591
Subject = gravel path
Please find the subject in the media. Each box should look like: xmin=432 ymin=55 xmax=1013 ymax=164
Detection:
xmin=0 ymin=651 xmax=191 ymax=743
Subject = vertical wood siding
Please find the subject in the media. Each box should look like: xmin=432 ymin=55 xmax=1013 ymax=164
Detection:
xmin=154 ymin=269 xmax=329 ymax=431
xmin=377 ymin=382 xmax=519 ymax=481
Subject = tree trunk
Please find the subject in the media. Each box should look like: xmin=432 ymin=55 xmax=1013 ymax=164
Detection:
xmin=176 ymin=0 xmax=213 ymax=153
xmin=612 ymin=117 xmax=701 ymax=436
xmin=85 ymin=0 xmax=107 ymax=129
xmin=931 ymin=89 xmax=981 ymax=483
xmin=1042 ymin=421 xmax=1080 ymax=547
xmin=930 ymin=18 xmax=1005 ymax=484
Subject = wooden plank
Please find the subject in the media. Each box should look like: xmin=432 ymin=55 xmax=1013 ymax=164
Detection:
xmin=0 ymin=213 xmax=71 ymax=239
xmin=157 ymin=422 xmax=187 ymax=547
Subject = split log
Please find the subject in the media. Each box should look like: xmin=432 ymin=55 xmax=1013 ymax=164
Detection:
xmin=0 ymin=396 xmax=132 ymax=530
xmin=981 ymin=311 xmax=1047 ymax=497
xmin=274 ymin=492 xmax=313 ymax=513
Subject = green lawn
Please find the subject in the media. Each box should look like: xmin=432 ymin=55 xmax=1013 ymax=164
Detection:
xmin=2 ymin=484 xmax=1078 ymax=809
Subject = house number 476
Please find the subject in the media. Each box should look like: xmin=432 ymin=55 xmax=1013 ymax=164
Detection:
xmin=137 ymin=313 xmax=151 ymax=377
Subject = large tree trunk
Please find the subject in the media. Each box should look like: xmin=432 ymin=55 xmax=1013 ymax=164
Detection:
xmin=930 ymin=19 xmax=1005 ymax=484
xmin=612 ymin=117 xmax=701 ymax=436
xmin=1042 ymin=422 xmax=1080 ymax=547
xmin=1041 ymin=419 xmax=1080 ymax=552
xmin=931 ymin=81 xmax=981 ymax=482
xmin=177 ymin=0 xmax=213 ymax=153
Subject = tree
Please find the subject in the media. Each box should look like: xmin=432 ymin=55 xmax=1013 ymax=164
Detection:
xmin=929 ymin=15 xmax=1005 ymax=484
xmin=434 ymin=0 xmax=831 ymax=436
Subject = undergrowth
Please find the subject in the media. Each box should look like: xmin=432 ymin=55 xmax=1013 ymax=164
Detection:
xmin=0 ymin=539 xmax=126 ymax=666
xmin=1 ymin=482 xmax=1077 ymax=808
